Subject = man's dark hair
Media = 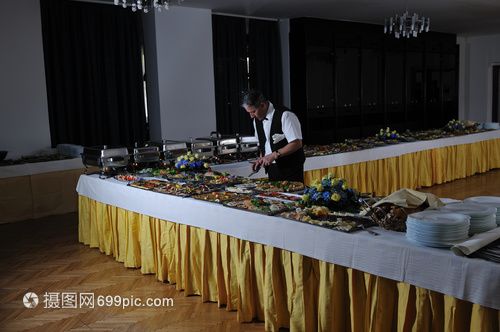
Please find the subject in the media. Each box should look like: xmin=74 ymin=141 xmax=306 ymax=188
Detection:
xmin=241 ymin=89 xmax=267 ymax=108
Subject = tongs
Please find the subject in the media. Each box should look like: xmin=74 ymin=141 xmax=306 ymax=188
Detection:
xmin=248 ymin=164 xmax=262 ymax=177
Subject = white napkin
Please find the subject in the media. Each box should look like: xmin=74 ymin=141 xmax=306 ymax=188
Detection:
xmin=272 ymin=133 xmax=286 ymax=144
xmin=451 ymin=227 xmax=500 ymax=256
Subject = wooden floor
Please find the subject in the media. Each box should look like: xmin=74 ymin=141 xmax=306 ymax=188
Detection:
xmin=0 ymin=168 xmax=499 ymax=332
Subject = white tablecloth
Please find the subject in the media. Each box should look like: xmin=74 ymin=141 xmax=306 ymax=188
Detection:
xmin=0 ymin=158 xmax=84 ymax=179
xmin=77 ymin=174 xmax=500 ymax=310
xmin=211 ymin=130 xmax=500 ymax=178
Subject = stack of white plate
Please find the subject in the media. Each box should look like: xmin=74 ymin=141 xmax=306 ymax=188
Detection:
xmin=463 ymin=196 xmax=500 ymax=226
xmin=439 ymin=202 xmax=497 ymax=234
xmin=406 ymin=210 xmax=470 ymax=247
xmin=483 ymin=122 xmax=500 ymax=130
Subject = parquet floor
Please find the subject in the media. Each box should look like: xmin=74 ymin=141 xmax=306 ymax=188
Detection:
xmin=0 ymin=168 xmax=499 ymax=332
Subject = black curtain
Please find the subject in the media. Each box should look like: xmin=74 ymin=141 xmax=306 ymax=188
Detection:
xmin=248 ymin=19 xmax=284 ymax=107
xmin=40 ymin=0 xmax=148 ymax=148
xmin=212 ymin=15 xmax=251 ymax=135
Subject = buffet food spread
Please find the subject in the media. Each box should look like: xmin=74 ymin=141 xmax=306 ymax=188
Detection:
xmin=77 ymin=124 xmax=500 ymax=252
xmin=105 ymin=151 xmax=377 ymax=232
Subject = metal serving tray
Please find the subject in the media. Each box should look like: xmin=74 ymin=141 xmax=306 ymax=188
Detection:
xmin=129 ymin=145 xmax=160 ymax=164
xmin=179 ymin=139 xmax=215 ymax=159
xmin=145 ymin=140 xmax=188 ymax=160
xmin=238 ymin=135 xmax=259 ymax=154
xmin=81 ymin=145 xmax=130 ymax=169
xmin=196 ymin=132 xmax=238 ymax=156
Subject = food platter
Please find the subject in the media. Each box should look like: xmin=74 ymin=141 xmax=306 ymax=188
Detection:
xmin=128 ymin=179 xmax=164 ymax=190
xmin=280 ymin=208 xmax=376 ymax=233
xmin=115 ymin=174 xmax=142 ymax=182
xmin=190 ymin=191 xmax=253 ymax=203
xmin=153 ymin=182 xmax=213 ymax=197
xmin=255 ymin=192 xmax=302 ymax=202
xmin=223 ymin=198 xmax=298 ymax=215
xmin=253 ymin=180 xmax=305 ymax=193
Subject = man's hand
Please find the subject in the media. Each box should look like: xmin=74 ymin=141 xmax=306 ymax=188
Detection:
xmin=252 ymin=159 xmax=264 ymax=172
xmin=259 ymin=153 xmax=278 ymax=167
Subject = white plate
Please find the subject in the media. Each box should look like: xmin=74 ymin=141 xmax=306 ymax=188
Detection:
xmin=408 ymin=210 xmax=471 ymax=225
xmin=483 ymin=122 xmax=499 ymax=129
xmin=464 ymin=196 xmax=500 ymax=206
xmin=438 ymin=202 xmax=496 ymax=217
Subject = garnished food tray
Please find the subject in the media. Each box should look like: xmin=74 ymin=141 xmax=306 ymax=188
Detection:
xmin=223 ymin=198 xmax=298 ymax=215
xmin=128 ymin=179 xmax=164 ymax=191
xmin=280 ymin=207 xmax=377 ymax=233
xmin=153 ymin=182 xmax=213 ymax=197
xmin=115 ymin=174 xmax=142 ymax=182
xmin=225 ymin=185 xmax=256 ymax=194
xmin=190 ymin=191 xmax=253 ymax=203
xmin=253 ymin=180 xmax=305 ymax=193
xmin=255 ymin=192 xmax=302 ymax=202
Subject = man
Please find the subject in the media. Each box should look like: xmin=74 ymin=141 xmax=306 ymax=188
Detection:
xmin=241 ymin=89 xmax=306 ymax=183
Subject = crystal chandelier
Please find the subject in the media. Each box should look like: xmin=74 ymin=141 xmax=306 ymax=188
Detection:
xmin=114 ymin=0 xmax=185 ymax=13
xmin=384 ymin=0 xmax=430 ymax=38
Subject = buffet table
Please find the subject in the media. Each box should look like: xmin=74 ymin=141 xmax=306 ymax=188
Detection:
xmin=77 ymin=174 xmax=500 ymax=332
xmin=212 ymin=130 xmax=500 ymax=196
xmin=0 ymin=158 xmax=89 ymax=224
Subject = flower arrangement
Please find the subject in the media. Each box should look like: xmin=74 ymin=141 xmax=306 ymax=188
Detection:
xmin=300 ymin=173 xmax=361 ymax=212
xmin=375 ymin=127 xmax=399 ymax=141
xmin=444 ymin=119 xmax=464 ymax=132
xmin=175 ymin=152 xmax=210 ymax=170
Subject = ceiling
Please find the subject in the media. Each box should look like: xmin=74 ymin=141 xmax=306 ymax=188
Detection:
xmin=96 ymin=0 xmax=500 ymax=37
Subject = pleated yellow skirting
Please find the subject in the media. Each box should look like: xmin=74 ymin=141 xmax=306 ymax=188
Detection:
xmin=303 ymin=138 xmax=500 ymax=196
xmin=79 ymin=195 xmax=500 ymax=332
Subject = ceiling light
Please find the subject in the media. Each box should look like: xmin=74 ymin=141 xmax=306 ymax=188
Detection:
xmin=114 ymin=0 xmax=185 ymax=13
xmin=384 ymin=0 xmax=430 ymax=38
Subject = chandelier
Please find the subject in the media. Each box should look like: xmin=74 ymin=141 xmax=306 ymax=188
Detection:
xmin=114 ymin=0 xmax=185 ymax=13
xmin=384 ymin=0 xmax=430 ymax=38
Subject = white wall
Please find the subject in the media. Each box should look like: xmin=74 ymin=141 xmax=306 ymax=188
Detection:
xmin=461 ymin=34 xmax=500 ymax=123
xmin=0 ymin=0 xmax=51 ymax=160
xmin=152 ymin=6 xmax=217 ymax=140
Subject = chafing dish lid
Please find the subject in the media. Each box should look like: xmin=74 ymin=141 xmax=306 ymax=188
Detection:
xmin=238 ymin=136 xmax=259 ymax=144
xmin=196 ymin=132 xmax=237 ymax=146
xmin=179 ymin=139 xmax=214 ymax=149
xmin=146 ymin=140 xmax=188 ymax=151
xmin=82 ymin=145 xmax=129 ymax=158
xmin=128 ymin=146 xmax=159 ymax=155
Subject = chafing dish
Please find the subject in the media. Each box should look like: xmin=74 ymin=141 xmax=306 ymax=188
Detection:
xmin=145 ymin=140 xmax=188 ymax=161
xmin=81 ymin=145 xmax=130 ymax=177
xmin=238 ymin=135 xmax=259 ymax=155
xmin=128 ymin=143 xmax=160 ymax=164
xmin=196 ymin=132 xmax=238 ymax=157
xmin=178 ymin=138 xmax=215 ymax=159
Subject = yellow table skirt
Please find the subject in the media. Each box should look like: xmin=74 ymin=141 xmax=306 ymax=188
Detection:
xmin=0 ymin=168 xmax=86 ymax=224
xmin=303 ymin=138 xmax=500 ymax=196
xmin=79 ymin=196 xmax=500 ymax=332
